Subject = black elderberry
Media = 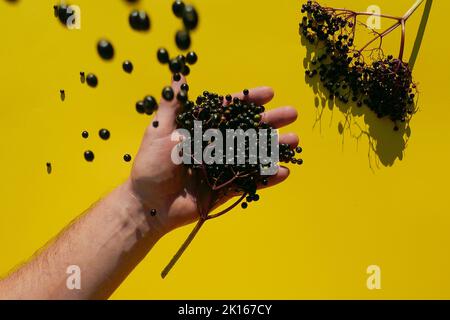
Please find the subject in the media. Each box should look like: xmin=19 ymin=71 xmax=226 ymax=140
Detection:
xmin=181 ymin=83 xmax=189 ymax=92
xmin=241 ymin=202 xmax=248 ymax=209
xmin=177 ymin=90 xmax=188 ymax=103
xmin=136 ymin=101 xmax=145 ymax=114
xmin=150 ymin=209 xmax=157 ymax=216
xmin=152 ymin=121 xmax=159 ymax=128
xmin=144 ymin=95 xmax=158 ymax=114
xmin=97 ymin=39 xmax=114 ymax=60
xmin=186 ymin=51 xmax=198 ymax=65
xmin=56 ymin=4 xmax=75 ymax=26
xmin=162 ymin=86 xmax=175 ymax=101
xmin=86 ymin=73 xmax=98 ymax=88
xmin=157 ymin=48 xmax=170 ymax=64
xmin=169 ymin=59 xmax=183 ymax=73
xmin=172 ymin=0 xmax=185 ymax=18
xmin=129 ymin=10 xmax=150 ymax=31
xmin=175 ymin=30 xmax=191 ymax=51
xmin=123 ymin=154 xmax=132 ymax=162
xmin=122 ymin=60 xmax=133 ymax=73
xmin=243 ymin=89 xmax=249 ymax=96
xmin=181 ymin=65 xmax=190 ymax=76
xmin=82 ymin=131 xmax=89 ymax=139
xmin=99 ymin=129 xmax=111 ymax=140
xmin=173 ymin=73 xmax=181 ymax=82
xmin=84 ymin=150 xmax=95 ymax=162
xmin=182 ymin=5 xmax=198 ymax=30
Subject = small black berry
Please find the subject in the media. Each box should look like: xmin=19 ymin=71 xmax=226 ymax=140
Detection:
xmin=172 ymin=0 xmax=185 ymax=18
xmin=175 ymin=30 xmax=191 ymax=51
xmin=136 ymin=101 xmax=145 ymax=114
xmin=122 ymin=60 xmax=133 ymax=73
xmin=97 ymin=39 xmax=114 ymax=60
xmin=162 ymin=86 xmax=174 ymax=101
xmin=86 ymin=74 xmax=98 ymax=88
xmin=182 ymin=5 xmax=198 ymax=30
xmin=99 ymin=129 xmax=110 ymax=140
xmin=186 ymin=51 xmax=198 ymax=65
xmin=173 ymin=73 xmax=181 ymax=82
xmin=157 ymin=48 xmax=169 ymax=64
xmin=84 ymin=150 xmax=95 ymax=162
xmin=123 ymin=154 xmax=132 ymax=162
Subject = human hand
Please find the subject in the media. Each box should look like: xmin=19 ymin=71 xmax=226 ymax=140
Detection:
xmin=127 ymin=76 xmax=299 ymax=235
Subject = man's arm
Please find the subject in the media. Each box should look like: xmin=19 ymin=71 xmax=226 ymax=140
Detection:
xmin=0 ymin=80 xmax=298 ymax=300
xmin=0 ymin=180 xmax=164 ymax=300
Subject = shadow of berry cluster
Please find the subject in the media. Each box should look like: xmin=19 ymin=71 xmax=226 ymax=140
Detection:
xmin=301 ymin=35 xmax=414 ymax=168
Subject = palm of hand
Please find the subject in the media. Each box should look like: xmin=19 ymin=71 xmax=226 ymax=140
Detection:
xmin=130 ymin=77 xmax=299 ymax=234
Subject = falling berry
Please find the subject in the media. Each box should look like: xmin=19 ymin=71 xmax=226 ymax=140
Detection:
xmin=84 ymin=150 xmax=95 ymax=162
xmin=181 ymin=83 xmax=189 ymax=92
xmin=169 ymin=58 xmax=183 ymax=74
xmin=97 ymin=39 xmax=115 ymax=60
xmin=99 ymin=129 xmax=111 ymax=140
xmin=172 ymin=0 xmax=185 ymax=18
xmin=181 ymin=65 xmax=190 ymax=76
xmin=129 ymin=10 xmax=150 ymax=31
xmin=123 ymin=154 xmax=132 ymax=162
xmin=175 ymin=30 xmax=191 ymax=51
xmin=82 ymin=131 xmax=89 ymax=139
xmin=122 ymin=60 xmax=133 ymax=73
xmin=186 ymin=51 xmax=198 ymax=65
xmin=173 ymin=73 xmax=181 ymax=82
xmin=86 ymin=74 xmax=98 ymax=88
xmin=182 ymin=5 xmax=198 ymax=30
xmin=157 ymin=48 xmax=170 ymax=64
xmin=162 ymin=86 xmax=175 ymax=101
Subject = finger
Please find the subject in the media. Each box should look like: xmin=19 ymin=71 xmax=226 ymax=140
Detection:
xmin=212 ymin=165 xmax=291 ymax=208
xmin=225 ymin=86 xmax=275 ymax=106
xmin=261 ymin=106 xmax=298 ymax=129
xmin=257 ymin=166 xmax=290 ymax=190
xmin=152 ymin=75 xmax=187 ymax=135
xmin=279 ymin=133 xmax=299 ymax=149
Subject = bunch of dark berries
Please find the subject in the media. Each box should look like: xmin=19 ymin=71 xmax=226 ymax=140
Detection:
xmin=162 ymin=89 xmax=303 ymax=278
xmin=176 ymin=90 xmax=303 ymax=205
xmin=300 ymin=1 xmax=421 ymax=127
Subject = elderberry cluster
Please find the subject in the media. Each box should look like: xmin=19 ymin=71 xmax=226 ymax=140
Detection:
xmin=300 ymin=1 xmax=417 ymax=125
xmin=175 ymin=91 xmax=303 ymax=209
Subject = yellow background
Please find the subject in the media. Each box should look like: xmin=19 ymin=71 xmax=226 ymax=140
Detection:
xmin=0 ymin=0 xmax=449 ymax=299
